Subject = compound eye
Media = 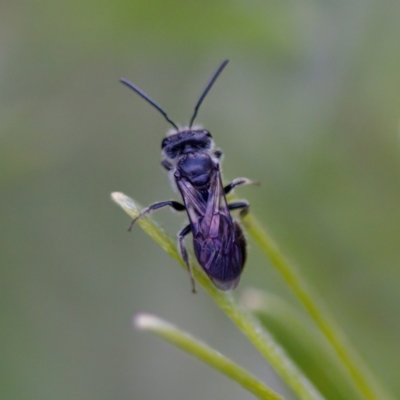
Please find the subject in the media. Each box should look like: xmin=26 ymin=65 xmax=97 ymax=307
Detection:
xmin=204 ymin=131 xmax=212 ymax=138
xmin=161 ymin=138 xmax=168 ymax=149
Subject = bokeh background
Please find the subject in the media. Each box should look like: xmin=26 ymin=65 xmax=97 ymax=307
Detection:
xmin=2 ymin=1 xmax=400 ymax=399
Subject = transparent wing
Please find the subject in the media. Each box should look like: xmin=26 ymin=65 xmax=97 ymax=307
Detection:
xmin=177 ymin=165 xmax=246 ymax=290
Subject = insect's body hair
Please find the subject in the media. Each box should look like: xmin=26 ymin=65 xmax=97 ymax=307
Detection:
xmin=162 ymin=127 xmax=221 ymax=193
xmin=165 ymin=125 xmax=202 ymax=137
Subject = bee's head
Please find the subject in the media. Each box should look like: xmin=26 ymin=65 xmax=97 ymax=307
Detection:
xmin=120 ymin=59 xmax=228 ymax=160
xmin=161 ymin=129 xmax=214 ymax=160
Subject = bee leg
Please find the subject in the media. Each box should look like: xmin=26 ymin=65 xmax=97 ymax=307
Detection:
xmin=224 ymin=178 xmax=259 ymax=195
xmin=214 ymin=149 xmax=223 ymax=159
xmin=161 ymin=160 xmax=173 ymax=171
xmin=128 ymin=200 xmax=186 ymax=231
xmin=178 ymin=224 xmax=196 ymax=293
xmin=228 ymin=201 xmax=250 ymax=218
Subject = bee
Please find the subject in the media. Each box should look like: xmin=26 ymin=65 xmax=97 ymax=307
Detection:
xmin=121 ymin=60 xmax=257 ymax=292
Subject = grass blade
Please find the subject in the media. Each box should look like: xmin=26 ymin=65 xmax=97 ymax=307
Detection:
xmin=112 ymin=192 xmax=324 ymax=400
xmin=134 ymin=313 xmax=284 ymax=400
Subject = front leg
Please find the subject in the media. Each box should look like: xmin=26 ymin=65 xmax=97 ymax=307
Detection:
xmin=128 ymin=200 xmax=186 ymax=231
xmin=161 ymin=159 xmax=173 ymax=171
xmin=178 ymin=224 xmax=196 ymax=293
xmin=228 ymin=200 xmax=250 ymax=218
xmin=224 ymin=178 xmax=259 ymax=195
xmin=214 ymin=148 xmax=223 ymax=159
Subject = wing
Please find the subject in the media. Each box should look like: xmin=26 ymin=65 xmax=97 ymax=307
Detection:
xmin=177 ymin=165 xmax=246 ymax=290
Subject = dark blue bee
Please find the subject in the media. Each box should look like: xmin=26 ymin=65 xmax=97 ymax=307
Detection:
xmin=121 ymin=60 xmax=256 ymax=292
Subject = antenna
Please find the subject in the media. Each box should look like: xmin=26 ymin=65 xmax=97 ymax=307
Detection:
xmin=189 ymin=59 xmax=229 ymax=128
xmin=120 ymin=78 xmax=179 ymax=131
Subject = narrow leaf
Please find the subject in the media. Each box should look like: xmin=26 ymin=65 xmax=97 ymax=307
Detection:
xmin=112 ymin=192 xmax=324 ymax=400
xmin=241 ymin=289 xmax=362 ymax=400
xmin=135 ymin=313 xmax=284 ymax=400
xmin=242 ymin=214 xmax=394 ymax=400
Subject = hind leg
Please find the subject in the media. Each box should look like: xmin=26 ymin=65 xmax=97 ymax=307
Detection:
xmin=178 ymin=224 xmax=196 ymax=293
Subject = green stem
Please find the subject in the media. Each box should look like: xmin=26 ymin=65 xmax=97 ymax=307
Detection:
xmin=111 ymin=192 xmax=324 ymax=400
xmin=134 ymin=313 xmax=283 ymax=400
xmin=241 ymin=289 xmax=362 ymax=400
xmin=242 ymin=214 xmax=392 ymax=400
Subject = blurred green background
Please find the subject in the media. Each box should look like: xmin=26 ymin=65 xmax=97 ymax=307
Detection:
xmin=2 ymin=1 xmax=400 ymax=399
